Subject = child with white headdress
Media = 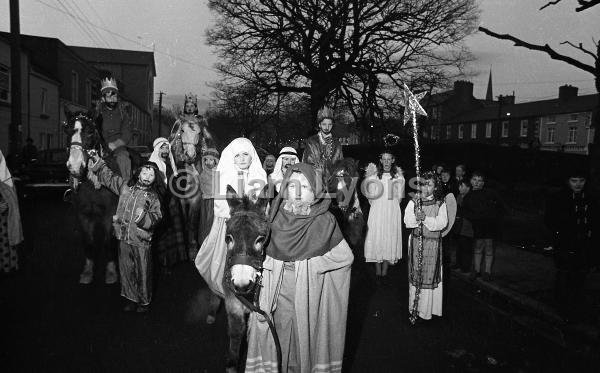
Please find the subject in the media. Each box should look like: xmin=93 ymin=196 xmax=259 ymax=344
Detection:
xmin=195 ymin=138 xmax=267 ymax=298
xmin=270 ymin=146 xmax=299 ymax=193
xmin=148 ymin=137 xmax=178 ymax=184
xmin=149 ymin=137 xmax=187 ymax=270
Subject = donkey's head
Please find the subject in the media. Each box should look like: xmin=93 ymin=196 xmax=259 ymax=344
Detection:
xmin=224 ymin=185 xmax=270 ymax=295
xmin=64 ymin=108 xmax=101 ymax=178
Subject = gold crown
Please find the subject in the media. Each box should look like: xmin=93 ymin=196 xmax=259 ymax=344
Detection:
xmin=184 ymin=93 xmax=198 ymax=105
xmin=317 ymin=105 xmax=334 ymax=123
xmin=100 ymin=77 xmax=118 ymax=92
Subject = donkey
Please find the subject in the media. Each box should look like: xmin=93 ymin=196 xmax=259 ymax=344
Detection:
xmin=219 ymin=185 xmax=274 ymax=372
xmin=64 ymin=109 xmax=143 ymax=284
xmin=168 ymin=115 xmax=215 ymax=259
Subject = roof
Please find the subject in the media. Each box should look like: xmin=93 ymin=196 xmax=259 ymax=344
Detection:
xmin=69 ymin=46 xmax=156 ymax=77
xmin=0 ymin=32 xmax=100 ymax=81
xmin=442 ymin=93 xmax=598 ymax=123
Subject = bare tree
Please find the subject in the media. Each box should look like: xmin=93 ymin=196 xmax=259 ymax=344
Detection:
xmin=478 ymin=2 xmax=600 ymax=182
xmin=207 ymin=0 xmax=479 ymax=124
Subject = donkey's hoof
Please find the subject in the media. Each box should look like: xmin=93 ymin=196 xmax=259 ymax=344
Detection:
xmin=206 ymin=315 xmax=216 ymax=325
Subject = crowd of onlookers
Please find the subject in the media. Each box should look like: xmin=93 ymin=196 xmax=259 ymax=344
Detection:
xmin=426 ymin=161 xmax=597 ymax=323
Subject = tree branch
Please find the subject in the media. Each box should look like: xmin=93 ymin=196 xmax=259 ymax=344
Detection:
xmin=560 ymin=41 xmax=599 ymax=60
xmin=540 ymin=0 xmax=600 ymax=11
xmin=478 ymin=26 xmax=596 ymax=74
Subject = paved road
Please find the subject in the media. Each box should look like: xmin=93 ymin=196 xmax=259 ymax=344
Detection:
xmin=2 ymin=191 xmax=598 ymax=372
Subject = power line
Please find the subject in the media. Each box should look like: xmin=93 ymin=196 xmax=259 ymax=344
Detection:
xmin=84 ymin=0 xmax=121 ymax=48
xmin=56 ymin=0 xmax=100 ymax=47
xmin=36 ymin=0 xmax=217 ymax=72
xmin=67 ymin=0 xmax=111 ymax=48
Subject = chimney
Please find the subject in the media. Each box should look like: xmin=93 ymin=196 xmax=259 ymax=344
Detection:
xmin=453 ymin=80 xmax=474 ymax=103
xmin=558 ymin=85 xmax=578 ymax=101
xmin=498 ymin=94 xmax=515 ymax=105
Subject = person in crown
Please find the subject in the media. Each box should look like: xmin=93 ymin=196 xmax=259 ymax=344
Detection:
xmin=92 ymin=77 xmax=133 ymax=180
xmin=169 ymin=93 xmax=214 ymax=164
xmin=302 ymin=105 xmax=344 ymax=185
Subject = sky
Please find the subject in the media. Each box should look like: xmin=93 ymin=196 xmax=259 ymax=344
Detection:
xmin=1 ymin=0 xmax=598 ymax=107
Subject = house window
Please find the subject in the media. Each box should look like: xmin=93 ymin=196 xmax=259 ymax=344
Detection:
xmin=85 ymin=79 xmax=92 ymax=108
xmin=431 ymin=106 xmax=438 ymax=120
xmin=71 ymin=71 xmax=79 ymax=103
xmin=446 ymin=125 xmax=451 ymax=139
xmin=501 ymin=121 xmax=509 ymax=137
xmin=41 ymin=88 xmax=48 ymax=114
xmin=546 ymin=127 xmax=555 ymax=143
xmin=569 ymin=113 xmax=578 ymax=122
xmin=471 ymin=123 xmax=477 ymax=139
xmin=568 ymin=126 xmax=577 ymax=143
xmin=458 ymin=124 xmax=464 ymax=139
xmin=520 ymin=120 xmax=528 ymax=137
xmin=485 ymin=122 xmax=492 ymax=138
xmin=547 ymin=115 xmax=556 ymax=123
xmin=0 ymin=63 xmax=9 ymax=102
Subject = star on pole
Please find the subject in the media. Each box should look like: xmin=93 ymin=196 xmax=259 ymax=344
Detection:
xmin=399 ymin=83 xmax=427 ymax=126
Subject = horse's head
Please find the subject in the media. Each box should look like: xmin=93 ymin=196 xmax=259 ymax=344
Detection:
xmin=64 ymin=108 xmax=101 ymax=178
xmin=224 ymin=185 xmax=270 ymax=295
xmin=329 ymin=157 xmax=360 ymax=212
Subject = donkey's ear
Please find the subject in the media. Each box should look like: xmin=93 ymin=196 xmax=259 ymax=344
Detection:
xmin=226 ymin=185 xmax=242 ymax=210
xmin=254 ymin=184 xmax=271 ymax=212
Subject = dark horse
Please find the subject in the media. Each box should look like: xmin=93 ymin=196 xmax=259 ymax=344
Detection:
xmin=64 ymin=109 xmax=142 ymax=284
xmin=219 ymin=185 xmax=280 ymax=372
xmin=328 ymin=157 xmax=366 ymax=249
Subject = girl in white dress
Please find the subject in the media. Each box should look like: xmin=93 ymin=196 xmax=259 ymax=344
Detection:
xmin=364 ymin=152 xmax=405 ymax=284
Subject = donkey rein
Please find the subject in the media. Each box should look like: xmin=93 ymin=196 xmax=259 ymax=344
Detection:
xmin=232 ymin=291 xmax=282 ymax=373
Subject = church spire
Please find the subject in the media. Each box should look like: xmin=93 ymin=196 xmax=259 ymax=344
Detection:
xmin=485 ymin=67 xmax=493 ymax=101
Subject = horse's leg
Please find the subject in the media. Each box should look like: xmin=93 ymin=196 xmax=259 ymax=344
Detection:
xmin=187 ymin=195 xmax=202 ymax=260
xmin=79 ymin=216 xmax=96 ymax=284
xmin=101 ymin=211 xmax=119 ymax=285
xmin=206 ymin=292 xmax=222 ymax=324
xmin=224 ymin=296 xmax=247 ymax=373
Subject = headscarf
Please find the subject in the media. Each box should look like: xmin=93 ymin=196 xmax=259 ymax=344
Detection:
xmin=270 ymin=147 xmax=299 ymax=189
xmin=149 ymin=137 xmax=178 ymax=184
xmin=266 ymin=162 xmax=344 ymax=261
xmin=0 ymin=150 xmax=14 ymax=188
xmin=0 ymin=150 xmax=23 ymax=246
xmin=214 ymin=138 xmax=267 ymax=218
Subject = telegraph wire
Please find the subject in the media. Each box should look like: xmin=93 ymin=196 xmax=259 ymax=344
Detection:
xmin=56 ymin=0 xmax=100 ymax=47
xmin=67 ymin=0 xmax=111 ymax=48
xmin=36 ymin=0 xmax=217 ymax=72
xmin=84 ymin=0 xmax=122 ymax=48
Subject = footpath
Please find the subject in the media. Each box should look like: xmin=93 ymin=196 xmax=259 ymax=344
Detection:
xmin=449 ymin=241 xmax=600 ymax=353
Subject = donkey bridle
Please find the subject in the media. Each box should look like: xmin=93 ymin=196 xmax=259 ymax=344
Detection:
xmin=223 ymin=215 xmax=282 ymax=372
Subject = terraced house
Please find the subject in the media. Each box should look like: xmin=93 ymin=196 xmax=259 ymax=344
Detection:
xmin=422 ymin=81 xmax=598 ymax=155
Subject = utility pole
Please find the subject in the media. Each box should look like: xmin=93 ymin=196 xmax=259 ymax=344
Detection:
xmin=9 ymin=0 xmax=22 ymax=156
xmin=157 ymin=91 xmax=165 ymax=137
